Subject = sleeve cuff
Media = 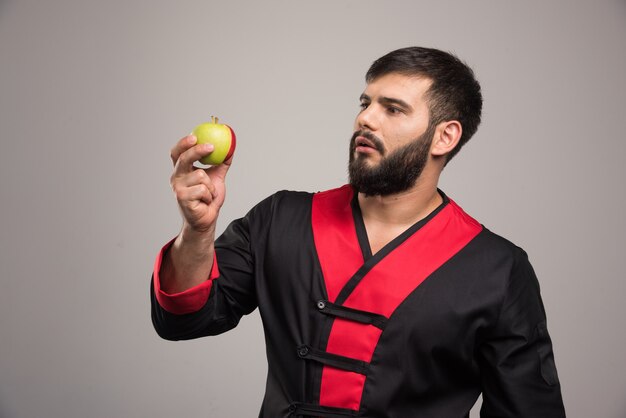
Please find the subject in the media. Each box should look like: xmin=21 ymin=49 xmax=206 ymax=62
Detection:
xmin=153 ymin=238 xmax=220 ymax=315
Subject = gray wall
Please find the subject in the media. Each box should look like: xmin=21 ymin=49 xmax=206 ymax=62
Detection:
xmin=1 ymin=0 xmax=625 ymax=417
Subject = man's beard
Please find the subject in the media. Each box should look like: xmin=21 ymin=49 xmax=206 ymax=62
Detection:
xmin=348 ymin=125 xmax=435 ymax=196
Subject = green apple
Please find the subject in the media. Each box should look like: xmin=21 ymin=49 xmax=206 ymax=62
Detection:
xmin=192 ymin=116 xmax=236 ymax=165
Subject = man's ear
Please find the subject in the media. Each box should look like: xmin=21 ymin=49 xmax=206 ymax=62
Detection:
xmin=431 ymin=120 xmax=462 ymax=157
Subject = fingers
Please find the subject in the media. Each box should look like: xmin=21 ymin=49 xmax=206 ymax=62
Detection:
xmin=170 ymin=135 xmax=215 ymax=172
xmin=175 ymin=169 xmax=216 ymax=197
xmin=171 ymin=165 xmax=216 ymax=196
xmin=168 ymin=134 xmax=230 ymax=232
xmin=176 ymin=183 xmax=213 ymax=206
xmin=170 ymin=135 xmax=196 ymax=165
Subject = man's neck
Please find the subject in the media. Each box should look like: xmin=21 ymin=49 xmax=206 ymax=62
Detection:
xmin=357 ymin=174 xmax=442 ymax=227
xmin=356 ymin=172 xmax=443 ymax=254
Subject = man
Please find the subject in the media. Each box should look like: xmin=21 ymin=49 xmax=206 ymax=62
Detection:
xmin=151 ymin=47 xmax=566 ymax=417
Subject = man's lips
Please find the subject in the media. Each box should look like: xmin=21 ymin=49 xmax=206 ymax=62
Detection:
xmin=355 ymin=136 xmax=376 ymax=149
xmin=352 ymin=131 xmax=384 ymax=154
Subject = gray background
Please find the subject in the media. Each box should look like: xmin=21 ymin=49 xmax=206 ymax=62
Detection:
xmin=1 ymin=0 xmax=625 ymax=417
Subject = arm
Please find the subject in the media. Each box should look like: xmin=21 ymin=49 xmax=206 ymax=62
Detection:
xmin=477 ymin=250 xmax=566 ymax=417
xmin=151 ymin=134 xmax=249 ymax=340
xmin=160 ymin=134 xmax=232 ymax=294
xmin=151 ymin=213 xmax=258 ymax=341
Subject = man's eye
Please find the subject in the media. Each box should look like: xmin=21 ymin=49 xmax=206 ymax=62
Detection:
xmin=387 ymin=106 xmax=401 ymax=114
xmin=359 ymin=102 xmax=369 ymax=110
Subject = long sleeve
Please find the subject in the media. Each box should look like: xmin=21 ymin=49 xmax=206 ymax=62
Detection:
xmin=477 ymin=250 xmax=566 ymax=417
xmin=151 ymin=198 xmax=267 ymax=341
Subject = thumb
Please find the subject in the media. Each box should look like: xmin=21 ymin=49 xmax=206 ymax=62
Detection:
xmin=207 ymin=155 xmax=233 ymax=182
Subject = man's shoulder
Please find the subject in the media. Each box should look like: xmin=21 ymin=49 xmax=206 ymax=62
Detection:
xmin=448 ymin=196 xmax=529 ymax=263
xmin=476 ymin=226 xmax=528 ymax=261
xmin=247 ymin=186 xmax=341 ymax=218
xmin=258 ymin=185 xmax=352 ymax=209
xmin=239 ymin=186 xmax=349 ymax=235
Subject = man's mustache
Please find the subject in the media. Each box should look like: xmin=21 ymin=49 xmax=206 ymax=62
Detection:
xmin=351 ymin=130 xmax=385 ymax=154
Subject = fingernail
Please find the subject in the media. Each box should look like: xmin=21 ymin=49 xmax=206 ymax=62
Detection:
xmin=188 ymin=135 xmax=197 ymax=144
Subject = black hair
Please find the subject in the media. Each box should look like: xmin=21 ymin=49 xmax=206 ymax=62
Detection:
xmin=366 ymin=47 xmax=483 ymax=164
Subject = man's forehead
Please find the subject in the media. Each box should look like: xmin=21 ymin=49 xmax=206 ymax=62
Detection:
xmin=363 ymin=73 xmax=433 ymax=98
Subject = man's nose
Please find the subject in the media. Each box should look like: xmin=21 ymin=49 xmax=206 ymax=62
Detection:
xmin=356 ymin=105 xmax=379 ymax=131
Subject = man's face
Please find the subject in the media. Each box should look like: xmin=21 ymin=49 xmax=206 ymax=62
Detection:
xmin=349 ymin=73 xmax=435 ymax=196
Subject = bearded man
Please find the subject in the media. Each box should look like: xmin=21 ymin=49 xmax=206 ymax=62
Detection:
xmin=151 ymin=47 xmax=566 ymax=417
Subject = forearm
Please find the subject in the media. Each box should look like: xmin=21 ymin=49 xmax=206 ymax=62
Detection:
xmin=160 ymin=225 xmax=216 ymax=294
xmin=152 ymin=212 xmax=259 ymax=340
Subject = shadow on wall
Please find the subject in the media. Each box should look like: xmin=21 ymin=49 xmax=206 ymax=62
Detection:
xmin=0 ymin=401 xmax=14 ymax=418
xmin=0 ymin=0 xmax=13 ymax=19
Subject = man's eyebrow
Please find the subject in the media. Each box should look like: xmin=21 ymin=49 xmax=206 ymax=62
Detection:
xmin=359 ymin=93 xmax=412 ymax=111
xmin=379 ymin=96 xmax=412 ymax=111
